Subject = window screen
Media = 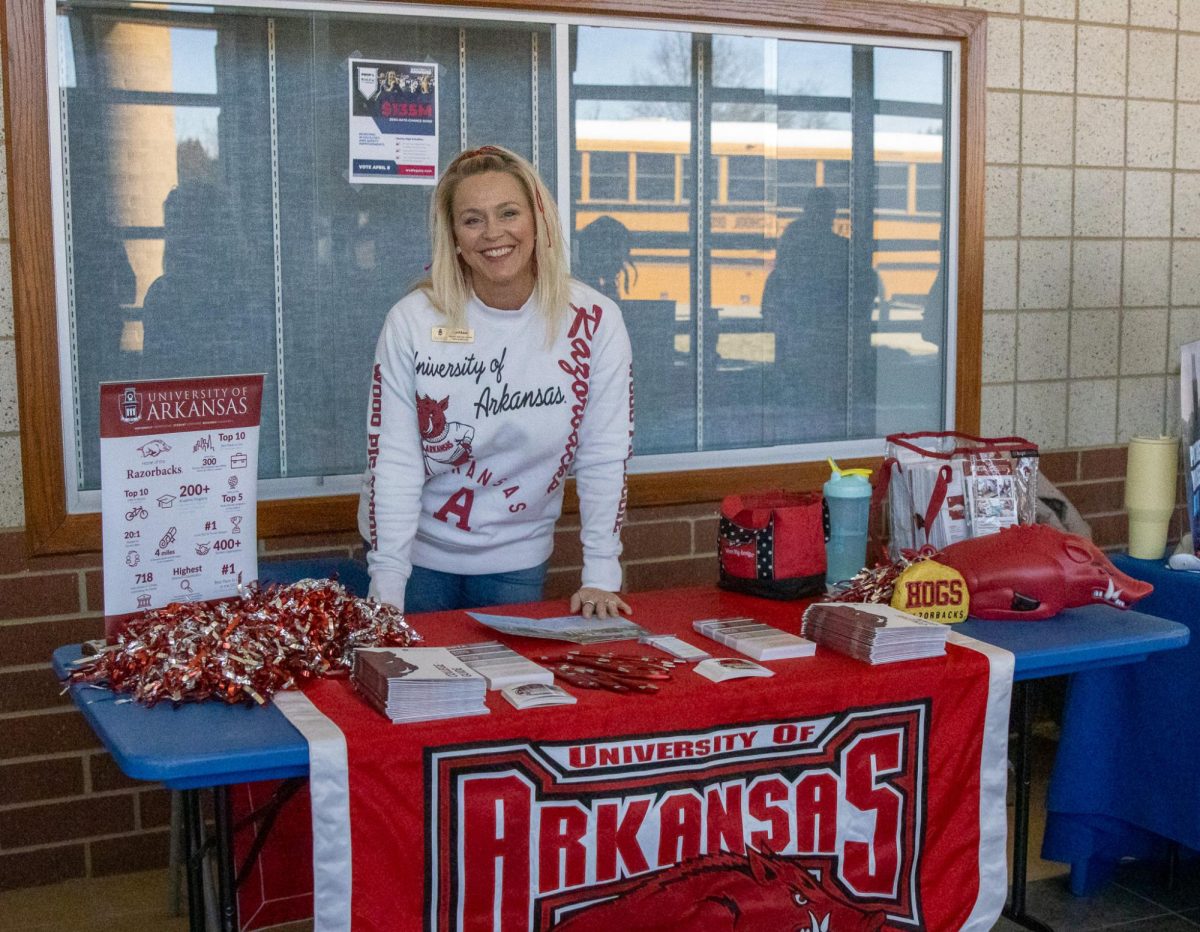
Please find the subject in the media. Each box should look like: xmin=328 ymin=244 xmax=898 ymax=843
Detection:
xmin=57 ymin=5 xmax=556 ymax=493
xmin=50 ymin=6 xmax=955 ymax=500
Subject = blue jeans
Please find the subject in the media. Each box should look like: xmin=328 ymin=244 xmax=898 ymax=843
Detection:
xmin=404 ymin=560 xmax=550 ymax=614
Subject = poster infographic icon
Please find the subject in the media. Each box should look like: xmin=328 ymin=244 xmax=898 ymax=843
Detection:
xmin=100 ymin=375 xmax=264 ymax=635
xmin=348 ymin=58 xmax=439 ymax=184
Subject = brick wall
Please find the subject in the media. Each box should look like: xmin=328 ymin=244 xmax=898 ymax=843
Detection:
xmin=0 ymin=444 xmax=1184 ymax=891
xmin=1040 ymin=445 xmax=1190 ymax=549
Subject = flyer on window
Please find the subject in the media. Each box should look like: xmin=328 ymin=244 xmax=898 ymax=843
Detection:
xmin=348 ymin=58 xmax=438 ymax=184
xmin=99 ymin=375 xmax=264 ymax=636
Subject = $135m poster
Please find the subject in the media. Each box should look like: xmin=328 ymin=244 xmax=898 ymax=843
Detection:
xmin=349 ymin=58 xmax=438 ymax=184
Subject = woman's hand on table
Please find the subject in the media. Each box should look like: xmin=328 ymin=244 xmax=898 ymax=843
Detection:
xmin=571 ymin=587 xmax=632 ymax=619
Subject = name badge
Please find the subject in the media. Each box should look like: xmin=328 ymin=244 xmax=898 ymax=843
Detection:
xmin=432 ymin=326 xmax=474 ymax=344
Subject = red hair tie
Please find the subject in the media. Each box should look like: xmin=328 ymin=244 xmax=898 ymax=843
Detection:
xmin=453 ymin=144 xmax=504 ymax=164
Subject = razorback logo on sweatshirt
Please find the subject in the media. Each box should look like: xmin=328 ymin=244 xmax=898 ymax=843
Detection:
xmin=416 ymin=393 xmax=474 ymax=473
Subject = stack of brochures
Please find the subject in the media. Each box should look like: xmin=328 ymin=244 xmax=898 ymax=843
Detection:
xmin=353 ymin=647 xmax=489 ymax=723
xmin=447 ymin=641 xmax=553 ymax=690
xmin=691 ymin=616 xmax=817 ymax=661
xmin=800 ymin=603 xmax=949 ymax=665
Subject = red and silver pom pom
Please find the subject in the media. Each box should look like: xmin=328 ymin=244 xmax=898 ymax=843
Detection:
xmin=831 ymin=547 xmax=939 ymax=604
xmin=68 ymin=579 xmax=420 ymax=706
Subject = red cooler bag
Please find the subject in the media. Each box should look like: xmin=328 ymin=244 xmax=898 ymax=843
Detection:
xmin=718 ymin=490 xmax=826 ymax=600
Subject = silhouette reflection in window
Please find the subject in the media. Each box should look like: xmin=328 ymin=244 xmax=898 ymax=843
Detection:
xmin=140 ymin=181 xmax=271 ymax=379
xmin=575 ymin=215 xmax=697 ymax=454
xmin=761 ymin=187 xmax=877 ymax=443
xmin=575 ymin=215 xmax=636 ymax=302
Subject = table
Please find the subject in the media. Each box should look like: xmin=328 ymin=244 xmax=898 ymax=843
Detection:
xmin=56 ymin=590 xmax=1186 ymax=932
xmin=54 ymin=645 xmax=307 ymax=931
xmin=1042 ymin=556 xmax=1200 ymax=896
xmin=957 ymin=605 xmax=1190 ymax=931
xmin=51 ymin=556 xmax=364 ymax=930
xmin=297 ymin=588 xmax=1012 ymax=930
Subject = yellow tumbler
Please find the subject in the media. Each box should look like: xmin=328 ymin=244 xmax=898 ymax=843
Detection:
xmin=1124 ymin=436 xmax=1179 ymax=559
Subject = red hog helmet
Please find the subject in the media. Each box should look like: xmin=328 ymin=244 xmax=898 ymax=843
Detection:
xmin=936 ymin=525 xmax=1153 ymax=620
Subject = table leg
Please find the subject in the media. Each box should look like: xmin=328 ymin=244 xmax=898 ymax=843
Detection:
xmin=182 ymin=788 xmax=207 ymax=932
xmin=168 ymin=790 xmax=183 ymax=916
xmin=1003 ymin=679 xmax=1055 ymax=932
xmin=214 ymin=785 xmax=238 ymax=932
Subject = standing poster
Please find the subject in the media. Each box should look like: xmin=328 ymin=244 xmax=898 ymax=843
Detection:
xmin=1183 ymin=340 xmax=1200 ymax=557
xmin=100 ymin=375 xmax=264 ymax=636
xmin=348 ymin=58 xmax=438 ymax=184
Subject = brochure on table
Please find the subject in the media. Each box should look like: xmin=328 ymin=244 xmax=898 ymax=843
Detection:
xmin=100 ymin=375 xmax=264 ymax=635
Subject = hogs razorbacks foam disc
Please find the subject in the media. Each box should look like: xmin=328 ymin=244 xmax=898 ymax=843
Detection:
xmin=890 ymin=559 xmax=969 ymax=624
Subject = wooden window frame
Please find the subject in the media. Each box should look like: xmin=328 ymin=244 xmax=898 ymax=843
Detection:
xmin=1 ymin=0 xmax=984 ymax=555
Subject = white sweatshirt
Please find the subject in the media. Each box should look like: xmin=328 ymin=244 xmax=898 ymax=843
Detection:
xmin=359 ymin=283 xmax=634 ymax=610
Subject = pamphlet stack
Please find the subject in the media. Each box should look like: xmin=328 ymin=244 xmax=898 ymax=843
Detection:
xmin=691 ymin=616 xmax=817 ymax=661
xmin=801 ymin=602 xmax=948 ymax=664
xmin=353 ymin=647 xmax=489 ymax=723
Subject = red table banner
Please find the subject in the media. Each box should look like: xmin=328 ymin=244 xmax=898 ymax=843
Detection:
xmin=252 ymin=587 xmax=1012 ymax=931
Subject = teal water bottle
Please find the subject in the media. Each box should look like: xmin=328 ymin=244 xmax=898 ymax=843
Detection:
xmin=823 ymin=458 xmax=873 ymax=590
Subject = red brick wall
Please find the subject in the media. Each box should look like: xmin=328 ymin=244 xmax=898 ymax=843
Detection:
xmin=1040 ymin=447 xmax=1190 ymax=552
xmin=0 ymin=444 xmax=1187 ymax=891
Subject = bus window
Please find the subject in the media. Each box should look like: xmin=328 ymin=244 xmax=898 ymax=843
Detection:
xmin=877 ymin=162 xmax=911 ymax=213
xmin=821 ymin=161 xmax=851 ymax=210
xmin=916 ymin=162 xmax=944 ymax=213
xmin=587 ymin=150 xmax=630 ymax=202
xmin=636 ymin=153 xmax=677 ymax=203
xmin=778 ymin=159 xmax=817 ymax=208
xmin=727 ymin=155 xmax=768 ymax=204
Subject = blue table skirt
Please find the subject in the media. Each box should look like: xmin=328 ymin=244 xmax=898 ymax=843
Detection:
xmin=1042 ymin=555 xmax=1200 ymax=894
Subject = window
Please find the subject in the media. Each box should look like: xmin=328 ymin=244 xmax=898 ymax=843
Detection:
xmin=777 ymin=159 xmax=817 ymax=208
xmin=916 ymin=162 xmax=945 ymax=213
xmin=7 ymin=0 xmax=986 ymax=552
xmin=55 ymin=6 xmax=557 ymax=498
xmin=634 ymin=153 xmax=677 ymax=203
xmin=571 ymin=28 xmax=958 ymax=457
xmin=877 ymin=162 xmax=912 ymax=213
xmin=726 ymin=156 xmax=767 ymax=204
xmin=586 ymin=151 xmax=630 ymax=202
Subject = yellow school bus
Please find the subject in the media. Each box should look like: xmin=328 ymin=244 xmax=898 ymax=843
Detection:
xmin=573 ymin=119 xmax=944 ymax=313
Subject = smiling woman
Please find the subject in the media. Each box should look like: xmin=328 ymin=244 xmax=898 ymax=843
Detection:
xmin=360 ymin=144 xmax=636 ymax=620
xmin=451 ymin=171 xmax=537 ymax=309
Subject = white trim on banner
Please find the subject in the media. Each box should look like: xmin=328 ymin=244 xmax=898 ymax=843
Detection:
xmin=274 ymin=690 xmax=352 ymax=932
xmin=947 ymin=631 xmax=1015 ymax=931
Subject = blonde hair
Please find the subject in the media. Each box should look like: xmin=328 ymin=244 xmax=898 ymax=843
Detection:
xmin=422 ymin=145 xmax=570 ymax=338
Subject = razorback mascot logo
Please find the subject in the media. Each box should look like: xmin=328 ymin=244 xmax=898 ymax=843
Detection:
xmin=553 ymin=847 xmax=886 ymax=931
xmin=416 ymin=394 xmax=474 ymax=472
